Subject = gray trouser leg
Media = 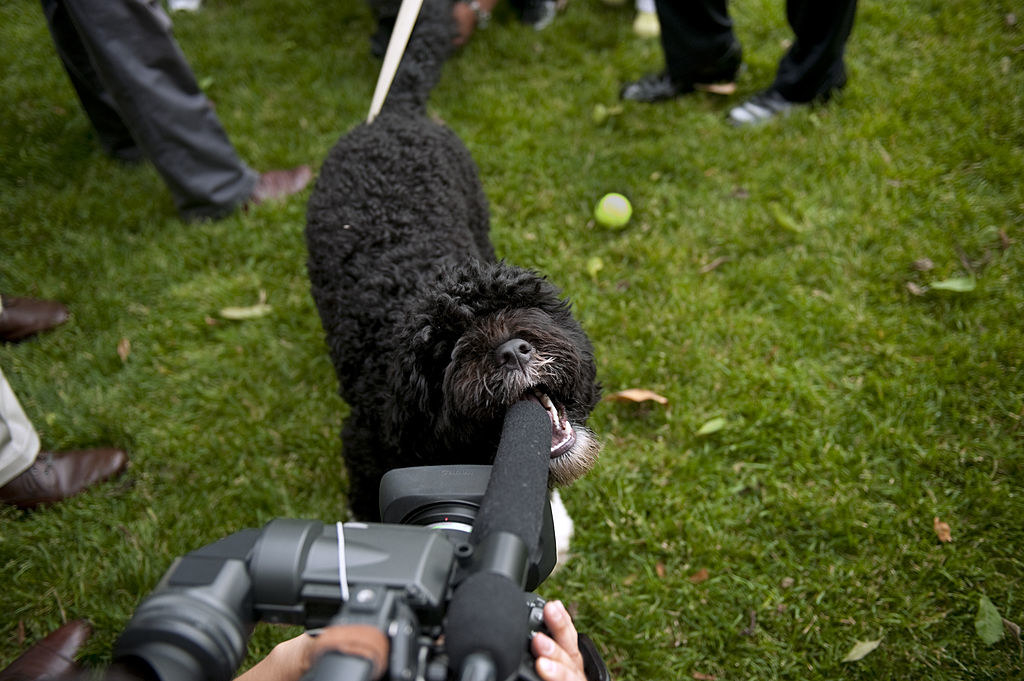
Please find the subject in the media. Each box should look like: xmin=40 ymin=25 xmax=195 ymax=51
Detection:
xmin=43 ymin=0 xmax=258 ymax=219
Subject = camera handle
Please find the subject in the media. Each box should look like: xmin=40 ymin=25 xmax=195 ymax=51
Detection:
xmin=300 ymin=588 xmax=414 ymax=681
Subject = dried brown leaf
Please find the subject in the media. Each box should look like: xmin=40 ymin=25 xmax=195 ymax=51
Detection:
xmin=1003 ymin=617 xmax=1021 ymax=651
xmin=692 ymin=673 xmax=718 ymax=681
xmin=655 ymin=562 xmax=666 ymax=578
xmin=699 ymin=256 xmax=730 ymax=274
xmin=1003 ymin=614 xmax=1019 ymax=655
xmin=906 ymin=282 xmax=927 ymax=296
xmin=117 ymin=337 xmax=131 ymax=362
xmin=842 ymin=639 xmax=882 ymax=662
xmin=219 ymin=303 xmax=272 ymax=320
xmin=1005 ymin=618 xmax=1022 ymax=635
xmin=999 ymin=228 xmax=1011 ymax=250
xmin=933 ymin=516 xmax=953 ymax=543
xmin=695 ymin=80 xmax=737 ymax=95
xmin=740 ymin=610 xmax=757 ymax=637
xmin=688 ymin=568 xmax=709 ymax=584
xmin=604 ymin=389 xmax=669 ymax=405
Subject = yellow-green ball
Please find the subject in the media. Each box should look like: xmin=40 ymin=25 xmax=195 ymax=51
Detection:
xmin=594 ymin=193 xmax=632 ymax=229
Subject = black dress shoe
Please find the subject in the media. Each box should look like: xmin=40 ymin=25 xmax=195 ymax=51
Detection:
xmin=620 ymin=72 xmax=691 ymax=102
xmin=0 ymin=620 xmax=91 ymax=681
xmin=517 ymin=0 xmax=557 ymax=29
xmin=621 ymin=41 xmax=742 ymax=103
xmin=0 ymin=296 xmax=69 ymax=342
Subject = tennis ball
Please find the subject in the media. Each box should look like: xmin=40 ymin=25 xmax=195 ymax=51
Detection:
xmin=594 ymin=193 xmax=632 ymax=229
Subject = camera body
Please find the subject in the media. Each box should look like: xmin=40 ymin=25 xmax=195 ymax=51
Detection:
xmin=379 ymin=465 xmax=557 ymax=590
xmin=113 ymin=465 xmax=558 ymax=681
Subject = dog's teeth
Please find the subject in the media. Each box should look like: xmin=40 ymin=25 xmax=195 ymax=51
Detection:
xmin=531 ymin=391 xmax=561 ymax=425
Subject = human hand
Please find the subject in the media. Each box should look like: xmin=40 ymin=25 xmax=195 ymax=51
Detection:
xmin=233 ymin=632 xmax=316 ymax=681
xmin=531 ymin=600 xmax=587 ymax=681
xmin=235 ymin=626 xmax=389 ymax=681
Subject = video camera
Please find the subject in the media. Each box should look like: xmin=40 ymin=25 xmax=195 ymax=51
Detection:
xmin=113 ymin=401 xmax=609 ymax=681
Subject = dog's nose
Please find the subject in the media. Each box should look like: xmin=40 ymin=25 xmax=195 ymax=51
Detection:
xmin=496 ymin=338 xmax=534 ymax=370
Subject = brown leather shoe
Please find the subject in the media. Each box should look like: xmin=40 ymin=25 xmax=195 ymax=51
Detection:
xmin=0 ymin=297 xmax=70 ymax=342
xmin=0 ymin=620 xmax=91 ymax=681
xmin=248 ymin=165 xmax=313 ymax=206
xmin=0 ymin=449 xmax=128 ymax=509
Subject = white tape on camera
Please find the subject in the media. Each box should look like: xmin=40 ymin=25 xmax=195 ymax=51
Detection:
xmin=336 ymin=522 xmax=350 ymax=603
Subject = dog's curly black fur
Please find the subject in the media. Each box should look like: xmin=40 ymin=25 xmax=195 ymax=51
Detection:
xmin=305 ymin=0 xmax=601 ymax=520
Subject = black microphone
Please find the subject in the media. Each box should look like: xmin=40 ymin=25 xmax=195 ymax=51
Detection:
xmin=445 ymin=399 xmax=552 ymax=681
xmin=469 ymin=398 xmax=551 ymax=583
xmin=444 ymin=571 xmax=530 ymax=681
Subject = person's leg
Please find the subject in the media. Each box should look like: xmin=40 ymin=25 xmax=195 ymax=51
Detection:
xmin=0 ymin=368 xmax=41 ymax=487
xmin=40 ymin=0 xmax=142 ymax=162
xmin=621 ymin=0 xmax=741 ymax=102
xmin=0 ymin=367 xmax=129 ymax=509
xmin=771 ymin=0 xmax=857 ymax=102
xmin=56 ymin=0 xmax=258 ymax=219
xmin=656 ymin=0 xmax=737 ymax=82
xmin=727 ymin=0 xmax=856 ymax=125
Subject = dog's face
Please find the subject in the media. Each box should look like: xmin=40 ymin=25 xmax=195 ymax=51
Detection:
xmin=442 ymin=306 xmax=601 ymax=484
xmin=386 ymin=262 xmax=602 ymax=485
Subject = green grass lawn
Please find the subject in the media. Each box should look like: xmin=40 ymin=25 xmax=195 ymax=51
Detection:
xmin=2 ymin=0 xmax=1022 ymax=678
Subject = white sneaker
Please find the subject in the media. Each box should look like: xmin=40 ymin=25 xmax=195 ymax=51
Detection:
xmin=727 ymin=89 xmax=795 ymax=126
xmin=168 ymin=0 xmax=202 ymax=12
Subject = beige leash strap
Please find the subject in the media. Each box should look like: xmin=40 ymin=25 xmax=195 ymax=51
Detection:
xmin=367 ymin=0 xmax=425 ymax=123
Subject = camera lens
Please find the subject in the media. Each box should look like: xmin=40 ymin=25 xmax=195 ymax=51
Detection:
xmin=403 ymin=501 xmax=478 ymax=534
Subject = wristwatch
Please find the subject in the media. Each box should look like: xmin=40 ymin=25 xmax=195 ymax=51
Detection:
xmin=466 ymin=0 xmax=490 ymax=28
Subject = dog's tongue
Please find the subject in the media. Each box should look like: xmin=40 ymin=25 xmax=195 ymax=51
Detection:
xmin=523 ymin=392 xmax=577 ymax=458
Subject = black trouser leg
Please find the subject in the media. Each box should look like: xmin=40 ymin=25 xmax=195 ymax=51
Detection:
xmin=771 ymin=0 xmax=858 ymax=102
xmin=43 ymin=0 xmax=257 ymax=219
xmin=653 ymin=0 xmax=739 ymax=83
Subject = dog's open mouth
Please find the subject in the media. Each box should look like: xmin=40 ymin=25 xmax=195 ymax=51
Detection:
xmin=526 ymin=390 xmax=577 ymax=458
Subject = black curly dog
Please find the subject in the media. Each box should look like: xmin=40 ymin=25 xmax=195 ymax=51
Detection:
xmin=305 ymin=0 xmax=601 ymax=521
